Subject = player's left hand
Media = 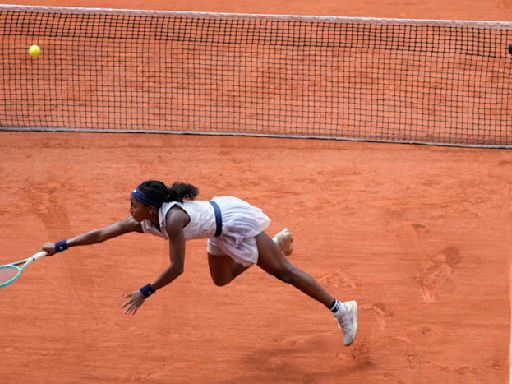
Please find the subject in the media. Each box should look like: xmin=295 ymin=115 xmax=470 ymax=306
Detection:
xmin=41 ymin=242 xmax=58 ymax=256
xmin=122 ymin=291 xmax=145 ymax=315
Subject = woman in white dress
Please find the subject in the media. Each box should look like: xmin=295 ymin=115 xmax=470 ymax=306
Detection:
xmin=42 ymin=180 xmax=357 ymax=346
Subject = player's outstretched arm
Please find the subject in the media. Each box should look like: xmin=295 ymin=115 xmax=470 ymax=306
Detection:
xmin=42 ymin=216 xmax=142 ymax=255
xmin=152 ymin=221 xmax=186 ymax=290
xmin=122 ymin=209 xmax=187 ymax=315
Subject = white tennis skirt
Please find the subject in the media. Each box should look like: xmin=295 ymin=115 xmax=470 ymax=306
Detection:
xmin=207 ymin=196 xmax=271 ymax=266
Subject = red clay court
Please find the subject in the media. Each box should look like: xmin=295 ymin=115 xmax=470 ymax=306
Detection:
xmin=0 ymin=1 xmax=511 ymax=383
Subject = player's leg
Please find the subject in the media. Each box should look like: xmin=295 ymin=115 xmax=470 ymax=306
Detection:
xmin=255 ymin=231 xmax=358 ymax=346
xmin=207 ymin=253 xmax=251 ymax=286
xmin=256 ymin=231 xmax=332 ymax=305
xmin=207 ymin=228 xmax=292 ymax=286
xmin=207 ymin=240 xmax=251 ymax=286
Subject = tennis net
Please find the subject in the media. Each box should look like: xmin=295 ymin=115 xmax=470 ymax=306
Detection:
xmin=0 ymin=5 xmax=511 ymax=147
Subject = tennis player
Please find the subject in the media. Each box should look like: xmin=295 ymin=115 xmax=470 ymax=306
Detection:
xmin=42 ymin=180 xmax=358 ymax=346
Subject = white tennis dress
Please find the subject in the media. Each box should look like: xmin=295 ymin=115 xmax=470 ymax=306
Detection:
xmin=140 ymin=196 xmax=271 ymax=266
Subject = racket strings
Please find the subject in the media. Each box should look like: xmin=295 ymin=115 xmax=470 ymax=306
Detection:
xmin=0 ymin=266 xmax=20 ymax=284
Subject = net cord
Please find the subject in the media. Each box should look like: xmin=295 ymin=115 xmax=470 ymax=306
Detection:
xmin=1 ymin=127 xmax=509 ymax=149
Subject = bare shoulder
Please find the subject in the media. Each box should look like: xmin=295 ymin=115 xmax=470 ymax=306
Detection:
xmin=165 ymin=206 xmax=190 ymax=234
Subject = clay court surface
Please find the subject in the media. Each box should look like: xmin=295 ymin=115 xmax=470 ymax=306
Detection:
xmin=1 ymin=1 xmax=512 ymax=384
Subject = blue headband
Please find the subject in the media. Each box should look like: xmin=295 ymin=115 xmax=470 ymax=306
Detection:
xmin=131 ymin=188 xmax=161 ymax=207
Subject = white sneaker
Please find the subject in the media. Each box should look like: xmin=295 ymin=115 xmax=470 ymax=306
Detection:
xmin=334 ymin=300 xmax=358 ymax=346
xmin=273 ymin=228 xmax=293 ymax=256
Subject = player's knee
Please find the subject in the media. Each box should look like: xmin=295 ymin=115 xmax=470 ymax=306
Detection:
xmin=211 ymin=274 xmax=232 ymax=287
xmin=213 ymin=279 xmax=230 ymax=287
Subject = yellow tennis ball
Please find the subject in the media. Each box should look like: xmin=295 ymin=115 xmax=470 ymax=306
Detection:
xmin=29 ymin=44 xmax=40 ymax=58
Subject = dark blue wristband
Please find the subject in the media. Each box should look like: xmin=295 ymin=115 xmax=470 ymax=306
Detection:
xmin=140 ymin=283 xmax=155 ymax=298
xmin=55 ymin=240 xmax=68 ymax=252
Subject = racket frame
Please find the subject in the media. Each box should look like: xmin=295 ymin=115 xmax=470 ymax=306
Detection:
xmin=0 ymin=251 xmax=47 ymax=288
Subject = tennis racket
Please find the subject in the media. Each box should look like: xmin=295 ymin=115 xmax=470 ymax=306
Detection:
xmin=0 ymin=251 xmax=47 ymax=288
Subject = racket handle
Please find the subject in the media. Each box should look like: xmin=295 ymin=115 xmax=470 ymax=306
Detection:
xmin=32 ymin=251 xmax=48 ymax=261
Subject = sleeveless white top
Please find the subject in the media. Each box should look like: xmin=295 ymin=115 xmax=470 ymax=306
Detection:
xmin=140 ymin=200 xmax=217 ymax=240
xmin=140 ymin=196 xmax=271 ymax=266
